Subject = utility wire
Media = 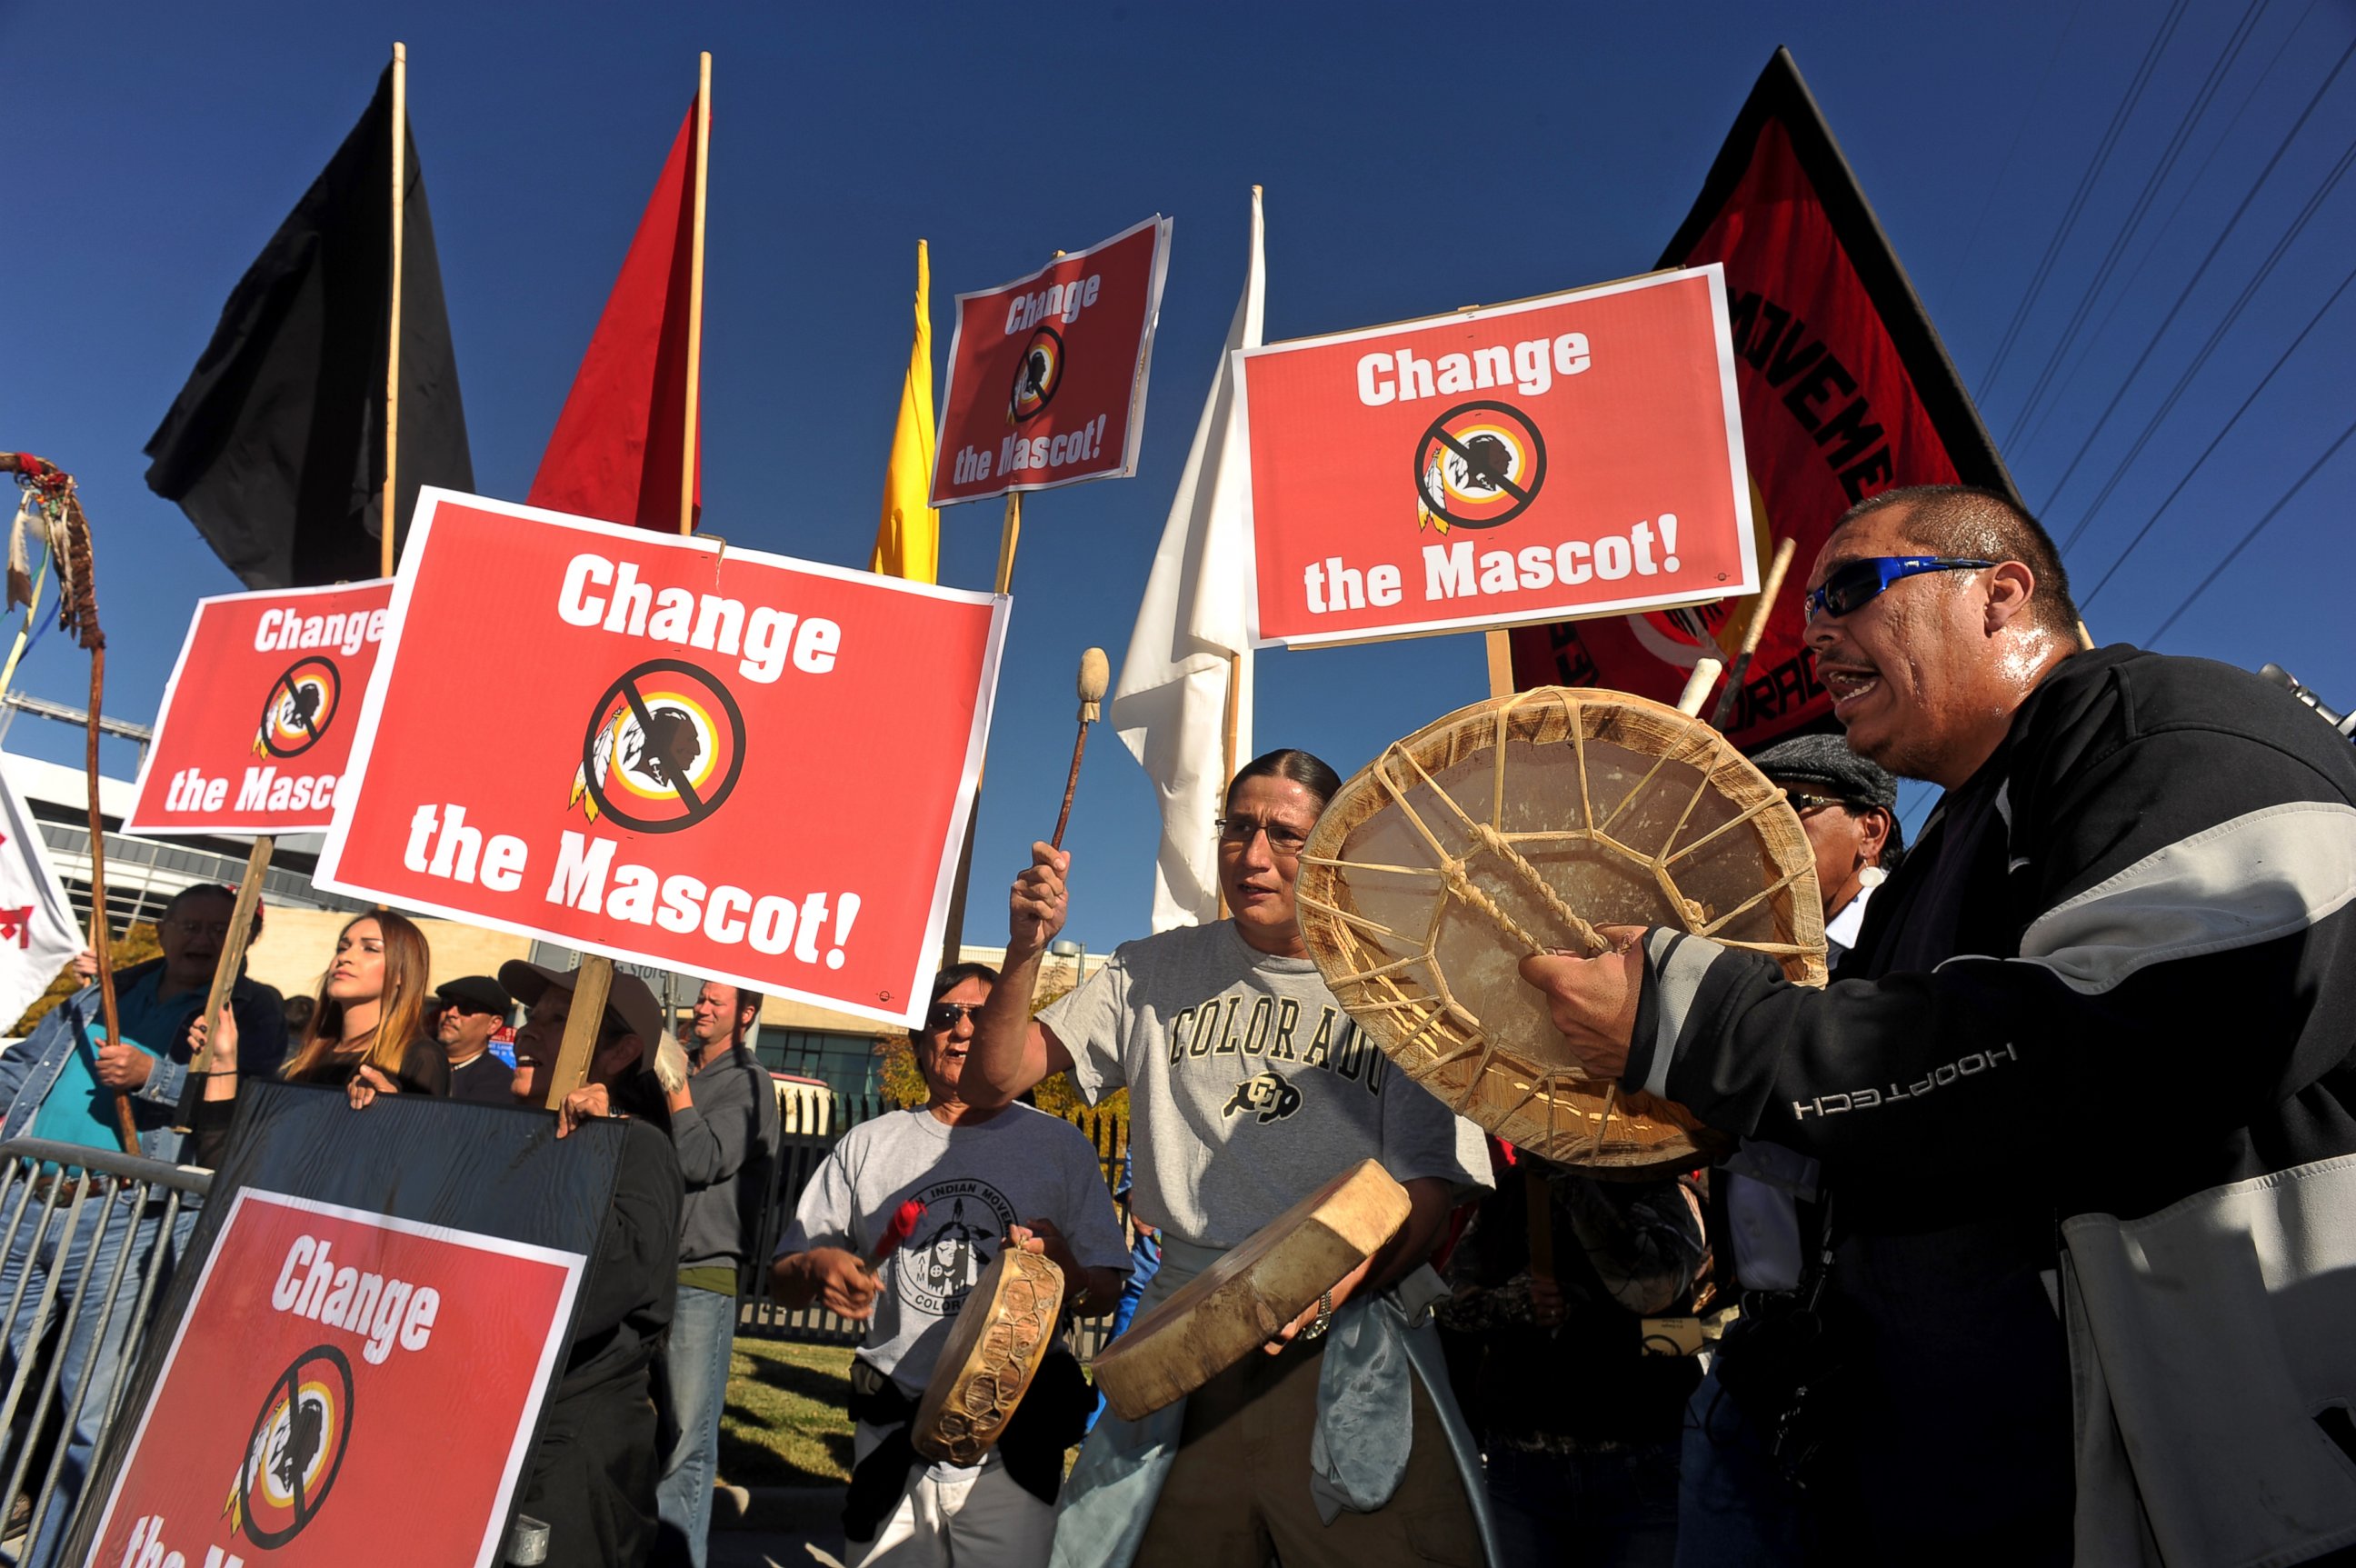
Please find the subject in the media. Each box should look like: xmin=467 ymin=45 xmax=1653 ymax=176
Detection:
xmin=2146 ymin=414 xmax=2356 ymax=644
xmin=2002 ymin=0 xmax=2267 ymax=449
xmin=2056 ymin=132 xmax=2356 ymax=554
xmin=1980 ymin=0 xmax=2191 ymax=397
xmin=2012 ymin=0 xmax=2325 ymax=460
xmin=2038 ymin=33 xmax=2356 ymax=514
xmin=2080 ymin=258 xmax=2356 ymax=609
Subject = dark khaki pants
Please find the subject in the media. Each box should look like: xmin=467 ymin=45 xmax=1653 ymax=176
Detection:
xmin=1132 ymin=1338 xmax=1480 ymax=1568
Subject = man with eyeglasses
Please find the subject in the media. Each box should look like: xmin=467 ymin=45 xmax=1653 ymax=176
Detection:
xmin=434 ymin=974 xmax=516 ymax=1104
xmin=774 ymin=963 xmax=1129 ymax=1567
xmin=1522 ymin=484 xmax=2356 ymax=1563
xmin=973 ymin=750 xmax=1494 ymax=1568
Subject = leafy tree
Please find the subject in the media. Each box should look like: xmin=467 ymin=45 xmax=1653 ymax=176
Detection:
xmin=10 ymin=924 xmax=162 ymax=1037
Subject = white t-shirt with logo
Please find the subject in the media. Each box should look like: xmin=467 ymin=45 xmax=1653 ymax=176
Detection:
xmin=779 ymin=1103 xmax=1131 ymax=1396
xmin=1038 ymin=920 xmax=1490 ymax=1251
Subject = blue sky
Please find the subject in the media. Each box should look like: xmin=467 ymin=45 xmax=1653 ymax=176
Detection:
xmin=5 ymin=0 xmax=2351 ymax=954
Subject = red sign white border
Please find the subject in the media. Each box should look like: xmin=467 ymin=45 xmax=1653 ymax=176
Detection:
xmin=125 ymin=578 xmax=394 ymax=839
xmin=931 ymin=213 xmax=1175 ymax=505
xmin=312 ymin=487 xmax=1011 ymax=1029
xmin=1232 ymin=264 xmax=1757 ymax=650
xmin=85 ymin=1187 xmax=588 ymax=1568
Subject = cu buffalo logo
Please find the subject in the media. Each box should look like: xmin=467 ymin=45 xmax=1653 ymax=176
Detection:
xmin=570 ymin=659 xmax=746 ymax=834
xmin=1223 ymin=1069 xmax=1303 ymax=1124
xmin=1007 ymin=325 xmax=1063 ymax=424
xmin=225 ymin=1344 xmax=354 ymax=1547
xmin=1413 ymin=401 xmax=1548 ymax=534
xmin=253 ymin=657 xmax=341 ymax=759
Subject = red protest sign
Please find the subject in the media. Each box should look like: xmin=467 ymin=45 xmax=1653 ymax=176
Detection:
xmin=125 ymin=582 xmax=394 ymax=837
xmin=314 ymin=489 xmax=1007 ymax=1026
xmin=85 ymin=1189 xmax=583 ymax=1568
xmin=930 ymin=215 xmax=1172 ymax=505
xmin=1235 ymin=266 xmax=1756 ymax=649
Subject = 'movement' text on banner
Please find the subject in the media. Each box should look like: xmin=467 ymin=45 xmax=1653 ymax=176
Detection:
xmin=1506 ymin=49 xmax=2021 ymax=747
xmin=1234 ymin=266 xmax=1756 ymax=648
xmin=314 ymin=490 xmax=1008 ymax=1026
xmin=930 ymin=215 xmax=1173 ymax=505
xmin=126 ymin=581 xmax=395 ymax=836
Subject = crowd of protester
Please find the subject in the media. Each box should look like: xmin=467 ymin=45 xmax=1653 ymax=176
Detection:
xmin=3 ymin=483 xmax=2352 ymax=1566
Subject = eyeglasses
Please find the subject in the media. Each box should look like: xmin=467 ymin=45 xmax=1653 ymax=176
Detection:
xmin=1803 ymin=556 xmax=1999 ymax=622
xmin=167 ymin=920 xmax=232 ymax=941
xmin=1779 ymin=789 xmax=1862 ymax=815
xmin=1213 ymin=816 xmax=1310 ymax=858
xmin=439 ymin=1000 xmax=495 ymax=1018
xmin=925 ymin=1001 xmax=983 ymax=1032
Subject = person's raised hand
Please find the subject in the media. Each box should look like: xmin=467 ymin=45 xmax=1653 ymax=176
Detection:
xmin=346 ymin=1063 xmax=399 ymax=1112
xmin=71 ymin=948 xmax=96 ymax=983
xmin=1518 ymin=925 xmax=1649 ymax=1083
xmin=92 ymin=1037 xmax=152 ymax=1090
xmin=555 ymin=1082 xmax=613 ymax=1139
xmin=1010 ymin=843 xmax=1071 ymax=952
xmin=651 ymin=1031 xmax=692 ymax=1094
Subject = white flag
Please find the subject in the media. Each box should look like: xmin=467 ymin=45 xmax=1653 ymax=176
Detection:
xmin=1111 ymin=189 xmax=1264 ymax=932
xmin=0 ymin=758 xmax=85 ymax=1027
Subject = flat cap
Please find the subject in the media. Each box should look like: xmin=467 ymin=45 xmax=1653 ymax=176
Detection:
xmin=433 ymin=974 xmax=513 ymax=1014
xmin=1749 ymin=733 xmax=1899 ymax=812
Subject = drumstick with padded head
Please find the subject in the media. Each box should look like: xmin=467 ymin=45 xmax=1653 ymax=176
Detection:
xmin=1051 ymin=648 xmax=1109 ymax=850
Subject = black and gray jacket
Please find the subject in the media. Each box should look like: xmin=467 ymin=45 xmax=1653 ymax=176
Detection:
xmin=1626 ymin=644 xmax=2356 ymax=1555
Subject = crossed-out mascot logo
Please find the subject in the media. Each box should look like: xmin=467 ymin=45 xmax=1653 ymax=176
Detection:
xmin=894 ymin=1182 xmax=1018 ymax=1319
xmin=570 ymin=658 xmax=746 ymax=834
xmin=1007 ymin=325 xmax=1063 ymax=424
xmin=1413 ymin=400 xmax=1548 ymax=534
xmin=225 ymin=1344 xmax=354 ymax=1547
xmin=253 ymin=657 xmax=341 ymax=759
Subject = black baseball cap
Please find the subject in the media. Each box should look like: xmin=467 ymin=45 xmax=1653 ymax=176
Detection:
xmin=496 ymin=961 xmax=664 ymax=1047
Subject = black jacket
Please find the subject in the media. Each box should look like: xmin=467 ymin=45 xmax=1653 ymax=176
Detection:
xmin=1623 ymin=646 xmax=2356 ymax=1557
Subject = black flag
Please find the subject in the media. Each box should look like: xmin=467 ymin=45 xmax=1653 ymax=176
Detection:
xmin=145 ymin=66 xmax=473 ymax=588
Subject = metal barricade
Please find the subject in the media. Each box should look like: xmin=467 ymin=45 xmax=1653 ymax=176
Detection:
xmin=0 ymin=1137 xmax=212 ymax=1564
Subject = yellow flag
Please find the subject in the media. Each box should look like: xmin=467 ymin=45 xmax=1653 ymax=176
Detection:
xmin=870 ymin=241 xmax=940 ymax=583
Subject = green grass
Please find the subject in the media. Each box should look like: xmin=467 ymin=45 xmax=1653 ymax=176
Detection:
xmin=718 ymin=1338 xmax=856 ymax=1488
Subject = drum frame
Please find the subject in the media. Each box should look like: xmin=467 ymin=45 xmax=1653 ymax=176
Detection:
xmin=1296 ymin=686 xmax=1825 ymax=1174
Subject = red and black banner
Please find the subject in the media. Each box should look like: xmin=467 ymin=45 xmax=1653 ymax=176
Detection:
xmin=1508 ymin=47 xmax=2020 ymax=748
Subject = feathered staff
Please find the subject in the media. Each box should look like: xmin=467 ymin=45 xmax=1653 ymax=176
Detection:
xmin=3 ymin=453 xmax=137 ymax=1154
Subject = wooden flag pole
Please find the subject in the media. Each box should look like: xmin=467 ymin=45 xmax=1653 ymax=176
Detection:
xmin=542 ymin=49 xmax=709 ymax=1109
xmin=1484 ymin=629 xmax=1514 ymax=700
xmin=678 ymin=50 xmax=712 ymax=540
xmin=381 ymin=41 xmax=406 ymax=581
xmin=544 ymin=956 xmax=614 ymax=1110
xmin=173 ymin=836 xmax=274 ymax=1133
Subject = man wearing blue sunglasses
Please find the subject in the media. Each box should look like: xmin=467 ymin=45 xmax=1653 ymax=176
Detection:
xmin=1521 ymin=484 xmax=2356 ymax=1565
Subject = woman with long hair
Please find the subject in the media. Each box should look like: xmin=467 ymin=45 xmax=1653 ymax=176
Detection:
xmin=191 ymin=913 xmax=449 ymax=1122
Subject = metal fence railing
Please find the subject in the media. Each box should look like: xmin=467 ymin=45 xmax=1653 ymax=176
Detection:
xmin=0 ymin=1137 xmax=212 ymax=1564
xmin=739 ymin=1095 xmax=1137 ymax=1362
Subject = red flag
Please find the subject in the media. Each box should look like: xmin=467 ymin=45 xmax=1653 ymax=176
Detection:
xmin=527 ymin=104 xmax=703 ymax=531
xmin=1509 ymin=49 xmax=2019 ymax=748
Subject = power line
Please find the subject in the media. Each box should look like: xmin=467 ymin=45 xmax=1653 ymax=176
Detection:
xmin=2146 ymin=413 xmax=2356 ymax=644
xmin=2056 ymin=131 xmax=2356 ymax=554
xmin=2037 ymin=32 xmax=2356 ymax=515
xmin=2011 ymin=0 xmax=2326 ymax=461
xmin=1979 ymin=0 xmax=2191 ymax=397
xmin=2002 ymin=0 xmax=2267 ymax=449
xmin=2080 ymin=257 xmax=2356 ymax=609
